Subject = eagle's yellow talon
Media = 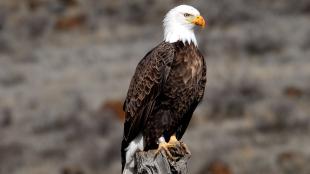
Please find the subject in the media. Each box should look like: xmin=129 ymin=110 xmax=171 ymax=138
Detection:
xmin=154 ymin=135 xmax=183 ymax=160
xmin=155 ymin=142 xmax=175 ymax=160
xmin=155 ymin=142 xmax=171 ymax=155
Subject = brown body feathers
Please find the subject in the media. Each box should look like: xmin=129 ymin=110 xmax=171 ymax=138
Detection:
xmin=121 ymin=41 xmax=206 ymax=170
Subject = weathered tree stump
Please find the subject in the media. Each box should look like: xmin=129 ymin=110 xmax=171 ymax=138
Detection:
xmin=134 ymin=143 xmax=191 ymax=174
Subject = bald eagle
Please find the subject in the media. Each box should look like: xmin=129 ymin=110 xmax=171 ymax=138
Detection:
xmin=121 ymin=5 xmax=207 ymax=173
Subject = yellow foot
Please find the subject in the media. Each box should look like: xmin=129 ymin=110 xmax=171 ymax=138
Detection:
xmin=170 ymin=135 xmax=191 ymax=155
xmin=155 ymin=141 xmax=175 ymax=160
xmin=154 ymin=135 xmax=181 ymax=160
xmin=169 ymin=135 xmax=179 ymax=145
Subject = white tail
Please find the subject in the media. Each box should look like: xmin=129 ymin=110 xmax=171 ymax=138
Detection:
xmin=123 ymin=133 xmax=144 ymax=174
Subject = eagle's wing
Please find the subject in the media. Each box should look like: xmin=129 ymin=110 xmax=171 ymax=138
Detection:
xmin=176 ymin=52 xmax=207 ymax=140
xmin=123 ymin=42 xmax=175 ymax=143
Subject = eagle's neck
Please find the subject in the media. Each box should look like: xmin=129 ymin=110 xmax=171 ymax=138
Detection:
xmin=163 ymin=23 xmax=198 ymax=46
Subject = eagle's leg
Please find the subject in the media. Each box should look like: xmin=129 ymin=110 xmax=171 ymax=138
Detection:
xmin=168 ymin=134 xmax=179 ymax=144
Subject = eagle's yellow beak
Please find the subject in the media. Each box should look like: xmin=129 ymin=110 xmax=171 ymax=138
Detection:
xmin=191 ymin=15 xmax=206 ymax=28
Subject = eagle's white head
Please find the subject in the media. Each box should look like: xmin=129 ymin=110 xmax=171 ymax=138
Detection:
xmin=163 ymin=5 xmax=206 ymax=46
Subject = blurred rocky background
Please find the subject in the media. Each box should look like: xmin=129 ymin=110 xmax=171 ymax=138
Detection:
xmin=0 ymin=0 xmax=310 ymax=174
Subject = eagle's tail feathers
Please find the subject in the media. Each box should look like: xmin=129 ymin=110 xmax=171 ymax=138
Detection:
xmin=121 ymin=133 xmax=144 ymax=173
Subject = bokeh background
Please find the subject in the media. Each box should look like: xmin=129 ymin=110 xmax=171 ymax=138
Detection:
xmin=1 ymin=0 xmax=310 ymax=174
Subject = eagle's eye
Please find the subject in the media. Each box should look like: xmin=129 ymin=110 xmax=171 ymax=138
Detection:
xmin=184 ymin=13 xmax=191 ymax=17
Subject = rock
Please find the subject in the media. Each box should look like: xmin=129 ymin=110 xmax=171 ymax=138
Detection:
xmin=135 ymin=144 xmax=191 ymax=174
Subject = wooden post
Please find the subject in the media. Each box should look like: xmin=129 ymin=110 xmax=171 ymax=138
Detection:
xmin=134 ymin=143 xmax=191 ymax=174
